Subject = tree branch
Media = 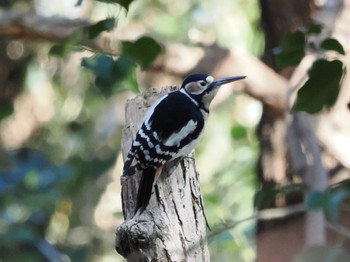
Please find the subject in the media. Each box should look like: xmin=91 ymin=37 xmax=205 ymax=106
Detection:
xmin=0 ymin=9 xmax=119 ymax=55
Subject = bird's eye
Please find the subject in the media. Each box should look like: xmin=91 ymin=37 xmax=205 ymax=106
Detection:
xmin=199 ymin=81 xmax=207 ymax=87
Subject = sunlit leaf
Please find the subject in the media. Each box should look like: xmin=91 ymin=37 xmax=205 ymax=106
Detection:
xmin=122 ymin=36 xmax=163 ymax=69
xmin=292 ymin=59 xmax=344 ymax=114
xmin=230 ymin=125 xmax=247 ymax=140
xmin=87 ymin=18 xmax=116 ymax=39
xmin=205 ymin=194 xmax=220 ymax=205
xmin=116 ymin=62 xmax=138 ymax=92
xmin=275 ymin=30 xmax=305 ymax=70
xmin=320 ymin=38 xmax=345 ymax=55
xmin=49 ymin=30 xmax=83 ymax=58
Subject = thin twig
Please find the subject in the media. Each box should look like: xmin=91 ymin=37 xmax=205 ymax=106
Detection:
xmin=208 ymin=203 xmax=305 ymax=241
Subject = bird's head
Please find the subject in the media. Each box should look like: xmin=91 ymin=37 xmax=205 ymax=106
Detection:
xmin=181 ymin=73 xmax=246 ymax=112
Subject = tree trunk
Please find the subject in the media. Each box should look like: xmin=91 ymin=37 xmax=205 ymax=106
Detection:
xmin=115 ymin=87 xmax=210 ymax=262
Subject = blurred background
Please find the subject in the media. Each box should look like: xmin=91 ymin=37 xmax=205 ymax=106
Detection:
xmin=0 ymin=0 xmax=262 ymax=261
xmin=3 ymin=0 xmax=349 ymax=261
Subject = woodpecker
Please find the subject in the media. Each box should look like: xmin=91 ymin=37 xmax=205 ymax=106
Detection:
xmin=123 ymin=73 xmax=246 ymax=214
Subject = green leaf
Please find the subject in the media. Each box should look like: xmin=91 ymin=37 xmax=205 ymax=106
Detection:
xmin=320 ymin=38 xmax=345 ymax=55
xmin=82 ymin=54 xmax=115 ymax=81
xmin=115 ymin=60 xmax=138 ymax=92
xmin=95 ymin=0 xmax=134 ymax=11
xmin=230 ymin=125 xmax=247 ymax=140
xmin=122 ymin=36 xmax=163 ymax=69
xmin=292 ymin=59 xmax=344 ymax=114
xmin=87 ymin=18 xmax=116 ymax=39
xmin=0 ymin=103 xmax=14 ymax=122
xmin=307 ymin=23 xmax=323 ymax=34
xmin=81 ymin=54 xmax=137 ymax=95
xmin=305 ymin=191 xmax=327 ymax=210
xmin=280 ymin=183 xmax=306 ymax=195
xmin=275 ymin=30 xmax=305 ymax=70
xmin=49 ymin=30 xmax=83 ymax=58
xmin=254 ymin=186 xmax=279 ymax=209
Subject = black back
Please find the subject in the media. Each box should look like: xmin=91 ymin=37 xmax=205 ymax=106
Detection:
xmin=148 ymin=91 xmax=204 ymax=144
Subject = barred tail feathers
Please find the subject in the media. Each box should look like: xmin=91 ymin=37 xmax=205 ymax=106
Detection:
xmin=134 ymin=166 xmax=156 ymax=214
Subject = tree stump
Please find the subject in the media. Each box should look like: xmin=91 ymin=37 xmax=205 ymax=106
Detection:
xmin=115 ymin=87 xmax=210 ymax=262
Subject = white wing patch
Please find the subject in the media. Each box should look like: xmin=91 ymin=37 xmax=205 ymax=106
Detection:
xmin=163 ymin=120 xmax=197 ymax=147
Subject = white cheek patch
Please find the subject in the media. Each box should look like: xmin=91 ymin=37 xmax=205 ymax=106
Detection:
xmin=206 ymin=75 xmax=214 ymax=84
xmin=163 ymin=120 xmax=197 ymax=147
xmin=185 ymin=82 xmax=202 ymax=94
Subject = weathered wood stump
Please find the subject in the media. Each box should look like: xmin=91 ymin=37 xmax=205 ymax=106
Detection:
xmin=115 ymin=87 xmax=210 ymax=261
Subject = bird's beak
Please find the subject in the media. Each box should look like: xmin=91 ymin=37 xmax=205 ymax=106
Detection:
xmin=212 ymin=75 xmax=246 ymax=86
xmin=202 ymin=75 xmax=246 ymax=108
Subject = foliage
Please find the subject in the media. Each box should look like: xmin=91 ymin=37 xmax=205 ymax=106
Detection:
xmin=276 ymin=22 xmax=350 ymax=240
xmin=306 ymin=186 xmax=350 ymax=223
xmin=81 ymin=36 xmax=163 ymax=94
xmin=0 ymin=149 xmax=72 ymax=261
xmin=81 ymin=54 xmax=137 ymax=94
xmin=275 ymin=30 xmax=305 ymax=70
xmin=121 ymin=36 xmax=163 ymax=69
xmin=49 ymin=30 xmax=84 ymax=58
xmin=254 ymin=182 xmax=306 ymax=209
xmin=292 ymin=59 xmax=344 ymax=113
xmin=275 ymin=23 xmax=347 ymax=114
xmin=0 ymin=103 xmax=14 ymax=122
xmin=87 ymin=17 xmax=116 ymax=39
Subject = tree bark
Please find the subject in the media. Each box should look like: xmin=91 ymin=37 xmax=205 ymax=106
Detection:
xmin=115 ymin=87 xmax=210 ymax=261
